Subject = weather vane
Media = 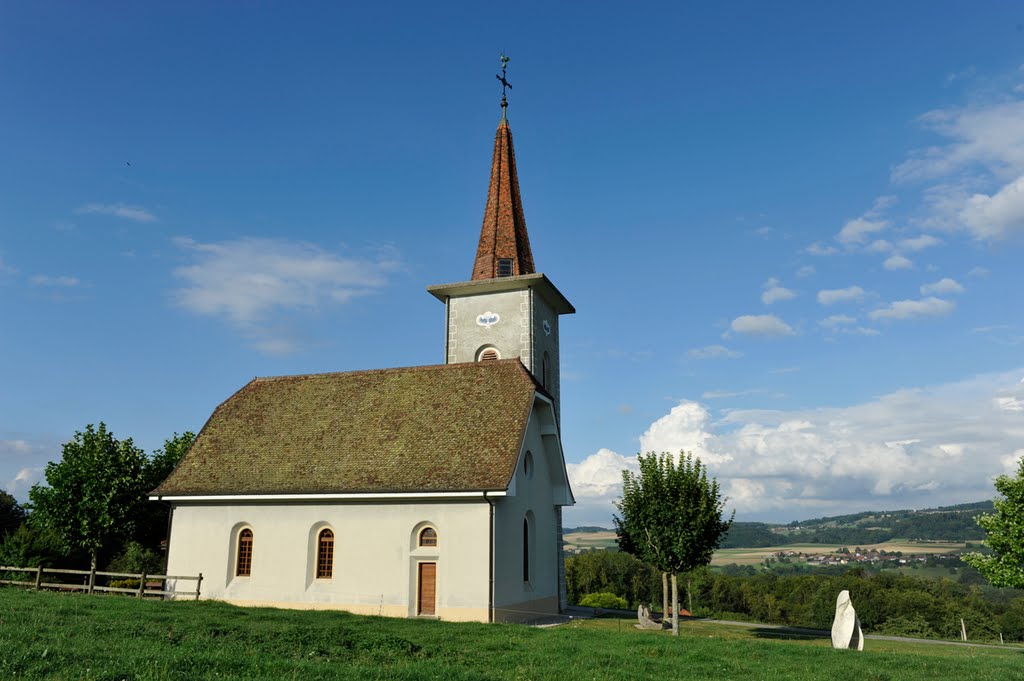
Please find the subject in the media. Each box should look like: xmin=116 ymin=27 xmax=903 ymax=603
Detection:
xmin=496 ymin=53 xmax=511 ymax=113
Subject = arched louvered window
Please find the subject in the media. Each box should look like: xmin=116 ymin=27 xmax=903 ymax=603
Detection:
xmin=419 ymin=527 xmax=438 ymax=547
xmin=236 ymin=528 xmax=253 ymax=576
xmin=317 ymin=529 xmax=334 ymax=579
xmin=478 ymin=348 xmax=500 ymax=362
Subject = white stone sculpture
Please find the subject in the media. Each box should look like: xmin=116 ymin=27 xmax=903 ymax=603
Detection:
xmin=831 ymin=590 xmax=864 ymax=650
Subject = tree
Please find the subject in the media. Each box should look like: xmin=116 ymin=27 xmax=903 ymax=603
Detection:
xmin=614 ymin=451 xmax=734 ymax=636
xmin=962 ymin=458 xmax=1024 ymax=587
xmin=28 ymin=423 xmax=148 ymax=570
xmin=135 ymin=431 xmax=195 ymax=552
xmin=0 ymin=491 xmax=26 ymax=540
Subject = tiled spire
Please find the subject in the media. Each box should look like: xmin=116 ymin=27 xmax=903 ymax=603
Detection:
xmin=471 ymin=116 xmax=536 ymax=280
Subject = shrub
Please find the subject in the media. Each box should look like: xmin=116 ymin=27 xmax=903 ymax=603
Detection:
xmin=579 ymin=592 xmax=629 ymax=610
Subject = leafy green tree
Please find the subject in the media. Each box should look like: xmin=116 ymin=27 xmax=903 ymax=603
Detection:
xmin=0 ymin=491 xmax=26 ymax=540
xmin=963 ymin=458 xmax=1024 ymax=588
xmin=135 ymin=431 xmax=195 ymax=553
xmin=614 ymin=451 xmax=734 ymax=635
xmin=28 ymin=423 xmax=148 ymax=571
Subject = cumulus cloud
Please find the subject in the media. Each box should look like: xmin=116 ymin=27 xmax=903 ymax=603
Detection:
xmin=796 ymin=265 xmax=815 ymax=278
xmin=892 ymin=100 xmax=1024 ymax=183
xmin=899 ymin=234 xmax=943 ymax=251
xmin=565 ymin=370 xmax=1024 ymax=524
xmin=869 ymin=297 xmax=954 ymax=320
xmin=883 ymin=254 xmax=914 ymax=270
xmin=816 ymin=286 xmax=865 ymax=305
xmin=805 ymin=242 xmax=839 ymax=256
xmin=730 ymin=315 xmax=795 ymax=337
xmin=838 ymin=217 xmax=888 ymax=245
xmin=75 ymin=203 xmax=157 ymax=223
xmin=920 ymin=278 xmax=965 ymax=295
xmin=172 ymin=237 xmax=401 ymax=354
xmin=959 ymin=175 xmax=1024 ymax=240
xmin=688 ymin=345 xmax=743 ymax=359
xmin=1 ymin=437 xmax=53 ymax=500
xmin=761 ymin=277 xmax=796 ymax=304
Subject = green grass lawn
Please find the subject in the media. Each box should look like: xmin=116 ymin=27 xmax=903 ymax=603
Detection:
xmin=1 ymin=588 xmax=1021 ymax=680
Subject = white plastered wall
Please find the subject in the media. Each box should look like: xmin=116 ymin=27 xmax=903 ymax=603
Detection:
xmin=165 ymin=500 xmax=491 ymax=622
xmin=492 ymin=399 xmax=571 ymax=622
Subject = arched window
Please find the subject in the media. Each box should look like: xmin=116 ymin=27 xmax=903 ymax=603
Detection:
xmin=478 ymin=347 xmax=500 ymax=362
xmin=541 ymin=351 xmax=551 ymax=389
xmin=419 ymin=527 xmax=438 ymax=547
xmin=523 ymin=450 xmax=534 ymax=479
xmin=522 ymin=518 xmax=530 ymax=582
xmin=236 ymin=528 xmax=253 ymax=576
xmin=317 ymin=529 xmax=334 ymax=579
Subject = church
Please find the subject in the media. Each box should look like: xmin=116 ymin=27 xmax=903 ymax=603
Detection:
xmin=150 ymin=84 xmax=576 ymax=623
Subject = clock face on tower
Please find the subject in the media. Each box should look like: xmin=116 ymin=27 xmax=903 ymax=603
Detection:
xmin=542 ymin=319 xmax=551 ymax=336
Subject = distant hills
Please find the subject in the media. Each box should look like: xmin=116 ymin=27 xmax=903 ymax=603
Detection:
xmin=566 ymin=500 xmax=993 ymax=549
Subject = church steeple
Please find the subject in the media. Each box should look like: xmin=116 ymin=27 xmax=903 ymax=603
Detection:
xmin=471 ymin=58 xmax=535 ymax=281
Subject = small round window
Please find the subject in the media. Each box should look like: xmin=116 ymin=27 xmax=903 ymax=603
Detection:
xmin=523 ymin=451 xmax=534 ymax=479
xmin=419 ymin=527 xmax=437 ymax=547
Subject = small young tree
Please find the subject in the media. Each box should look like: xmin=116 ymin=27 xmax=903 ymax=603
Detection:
xmin=962 ymin=458 xmax=1024 ymax=587
xmin=28 ymin=423 xmax=148 ymax=570
xmin=614 ymin=451 xmax=734 ymax=636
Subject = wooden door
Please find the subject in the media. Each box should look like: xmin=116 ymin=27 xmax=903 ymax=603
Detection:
xmin=418 ymin=562 xmax=436 ymax=616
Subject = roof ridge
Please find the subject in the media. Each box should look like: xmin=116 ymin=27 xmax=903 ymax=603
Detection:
xmin=253 ymin=358 xmax=528 ymax=383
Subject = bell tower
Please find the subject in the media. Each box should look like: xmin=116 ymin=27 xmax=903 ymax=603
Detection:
xmin=427 ymin=60 xmax=574 ymax=416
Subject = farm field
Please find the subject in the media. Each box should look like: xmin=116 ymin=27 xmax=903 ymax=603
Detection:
xmin=712 ymin=540 xmax=968 ymax=566
xmin=563 ymin=530 xmax=618 ymax=552
xmin=2 ymin=588 xmax=1022 ymax=680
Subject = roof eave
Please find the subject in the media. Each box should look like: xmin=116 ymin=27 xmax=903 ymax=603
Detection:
xmin=426 ymin=272 xmax=575 ymax=315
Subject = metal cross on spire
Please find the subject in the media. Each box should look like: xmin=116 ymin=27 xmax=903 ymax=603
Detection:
xmin=496 ymin=53 xmax=511 ymax=116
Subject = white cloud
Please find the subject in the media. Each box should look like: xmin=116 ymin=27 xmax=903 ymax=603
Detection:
xmin=899 ymin=234 xmax=943 ymax=251
xmin=0 ymin=256 xmax=17 ymax=276
xmin=805 ymin=242 xmax=839 ymax=256
xmin=920 ymin=278 xmax=965 ymax=295
xmin=838 ymin=217 xmax=888 ymax=245
xmin=75 ymin=202 xmax=157 ymax=223
xmin=29 ymin=275 xmax=81 ymax=287
xmin=565 ymin=370 xmax=1024 ymax=523
xmin=866 ymin=239 xmax=893 ymax=253
xmin=869 ymin=296 xmax=955 ymax=321
xmin=761 ymin=277 xmax=796 ymax=304
xmin=688 ymin=344 xmax=742 ymax=360
xmin=968 ymin=266 xmax=990 ymax=278
xmin=730 ymin=315 xmax=795 ymax=337
xmin=172 ymin=237 xmax=401 ymax=353
xmin=796 ymin=265 xmax=815 ymax=278
xmin=816 ymin=286 xmax=865 ymax=305
xmin=883 ymin=254 xmax=914 ymax=270
xmin=893 ymin=100 xmax=1024 ymax=183
xmin=959 ymin=175 xmax=1024 ymax=240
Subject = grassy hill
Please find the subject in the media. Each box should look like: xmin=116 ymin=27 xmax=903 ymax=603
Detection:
xmin=567 ymin=500 xmax=993 ymax=551
xmin=1 ymin=588 xmax=1021 ymax=680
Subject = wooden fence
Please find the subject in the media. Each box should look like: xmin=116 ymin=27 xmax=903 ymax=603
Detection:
xmin=0 ymin=565 xmax=203 ymax=599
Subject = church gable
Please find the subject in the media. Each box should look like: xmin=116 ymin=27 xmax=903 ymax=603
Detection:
xmin=153 ymin=360 xmax=539 ymax=497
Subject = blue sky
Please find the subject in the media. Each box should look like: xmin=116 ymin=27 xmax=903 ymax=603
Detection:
xmin=2 ymin=2 xmax=1023 ymax=525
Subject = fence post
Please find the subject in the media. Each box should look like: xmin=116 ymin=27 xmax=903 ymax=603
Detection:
xmin=195 ymin=572 xmax=203 ymax=600
xmin=35 ymin=565 xmax=43 ymax=590
xmin=137 ymin=572 xmax=146 ymax=598
xmin=88 ymin=565 xmax=96 ymax=594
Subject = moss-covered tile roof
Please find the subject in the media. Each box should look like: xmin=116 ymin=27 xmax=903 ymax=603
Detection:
xmin=153 ymin=360 xmax=538 ymax=497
